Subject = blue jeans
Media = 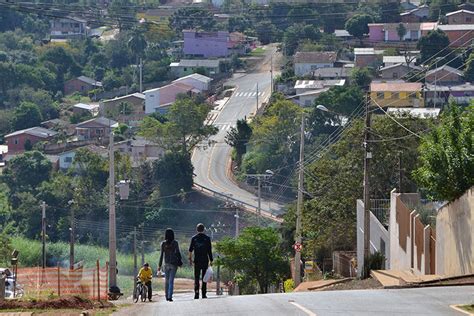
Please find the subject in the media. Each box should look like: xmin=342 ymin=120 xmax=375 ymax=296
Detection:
xmin=164 ymin=264 xmax=177 ymax=299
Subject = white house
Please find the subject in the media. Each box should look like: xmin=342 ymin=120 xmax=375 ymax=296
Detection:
xmin=383 ymin=56 xmax=417 ymax=67
xmin=294 ymin=51 xmax=337 ymax=77
xmin=115 ymin=137 xmax=165 ymax=167
xmin=290 ymin=79 xmax=346 ymax=107
xmin=172 ymin=73 xmax=212 ymax=92
xmin=58 ymin=144 xmax=108 ymax=170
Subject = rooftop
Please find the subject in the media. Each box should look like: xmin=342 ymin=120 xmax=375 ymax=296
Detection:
xmin=294 ymin=51 xmax=337 ymax=64
xmin=170 ymin=59 xmax=220 ymax=68
xmin=380 ymin=63 xmax=422 ymax=71
xmin=294 ymin=79 xmax=345 ymax=90
xmin=354 ymin=48 xmax=375 ymax=55
xmin=370 ymin=81 xmax=423 ymax=92
xmin=387 ymin=107 xmax=441 ymax=118
xmin=5 ymin=126 xmax=58 ymax=139
xmin=437 ymin=24 xmax=474 ymax=31
xmin=76 ymin=116 xmax=118 ymax=128
xmin=173 ymin=73 xmax=213 ymax=84
xmin=446 ymin=9 xmax=474 ymax=16
xmin=383 ymin=56 xmax=417 ymax=64
xmin=103 ymin=93 xmax=145 ymax=103
xmin=426 ymin=64 xmax=463 ymax=77
xmin=312 ymin=67 xmax=351 ymax=78
xmin=76 ymin=76 xmax=103 ymax=87
xmin=73 ymin=103 xmax=99 ymax=111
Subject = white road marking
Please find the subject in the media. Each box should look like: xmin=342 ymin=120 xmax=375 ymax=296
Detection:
xmin=289 ymin=301 xmax=317 ymax=316
xmin=250 ymin=92 xmax=256 ymax=97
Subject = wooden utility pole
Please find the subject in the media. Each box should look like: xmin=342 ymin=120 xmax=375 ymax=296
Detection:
xmin=108 ymin=125 xmax=118 ymax=291
xmin=363 ymin=96 xmax=372 ymax=278
xmin=294 ymin=113 xmax=305 ymax=287
xmin=141 ymin=226 xmax=145 ymax=266
xmin=41 ymin=201 xmax=47 ymax=269
xmin=69 ymin=204 xmax=75 ymax=271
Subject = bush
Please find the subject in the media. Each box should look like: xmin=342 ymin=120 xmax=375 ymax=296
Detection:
xmin=284 ymin=279 xmax=294 ymax=292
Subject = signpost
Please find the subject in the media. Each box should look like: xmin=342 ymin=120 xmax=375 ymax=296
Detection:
xmin=293 ymin=242 xmax=303 ymax=252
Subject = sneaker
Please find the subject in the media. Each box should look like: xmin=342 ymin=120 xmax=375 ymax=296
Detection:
xmin=168 ymin=298 xmax=173 ymax=302
xmin=202 ymin=295 xmax=207 ymax=299
xmin=194 ymin=294 xmax=199 ymax=299
xmin=149 ymin=299 xmax=153 ymax=302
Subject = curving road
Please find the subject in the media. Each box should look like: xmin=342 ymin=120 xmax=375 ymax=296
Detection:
xmin=192 ymin=46 xmax=285 ymax=218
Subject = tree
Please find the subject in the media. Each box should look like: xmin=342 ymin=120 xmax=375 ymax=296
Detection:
xmin=413 ymin=103 xmax=473 ymax=201
xmin=139 ymin=96 xmax=218 ymax=154
xmin=153 ymin=151 xmax=194 ymax=198
xmin=1 ymin=151 xmax=52 ymax=198
xmin=216 ymin=227 xmax=289 ymax=294
xmin=170 ymin=8 xmax=216 ymax=33
xmin=464 ymin=52 xmax=474 ymax=82
xmin=417 ymin=29 xmax=450 ymax=64
xmin=312 ymin=85 xmax=364 ymax=116
xmin=12 ymin=102 xmax=43 ymax=131
xmin=128 ymin=26 xmax=148 ymax=65
xmin=350 ymin=67 xmax=373 ymax=90
xmin=396 ymin=23 xmax=407 ymax=41
xmin=345 ymin=14 xmax=373 ymax=40
xmin=225 ymin=119 xmax=253 ymax=167
xmin=109 ymin=0 xmax=137 ymax=30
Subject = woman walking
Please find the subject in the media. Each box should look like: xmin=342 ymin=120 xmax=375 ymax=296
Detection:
xmin=158 ymin=228 xmax=182 ymax=302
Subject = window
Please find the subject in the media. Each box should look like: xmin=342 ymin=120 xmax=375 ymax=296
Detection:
xmin=64 ymin=157 xmax=73 ymax=163
xmin=14 ymin=138 xmax=19 ymax=145
xmin=392 ymin=72 xmax=399 ymax=79
xmin=467 ymin=17 xmax=472 ymax=22
xmin=96 ymin=129 xmax=103 ymax=135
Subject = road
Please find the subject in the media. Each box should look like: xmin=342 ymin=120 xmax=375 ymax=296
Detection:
xmin=192 ymin=45 xmax=285 ymax=218
xmin=113 ymin=286 xmax=474 ymax=316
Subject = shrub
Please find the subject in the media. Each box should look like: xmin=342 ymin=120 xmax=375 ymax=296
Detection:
xmin=284 ymin=278 xmax=294 ymax=292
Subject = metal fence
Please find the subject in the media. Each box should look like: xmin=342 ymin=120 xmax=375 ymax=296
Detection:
xmin=16 ymin=261 xmax=108 ymax=300
xmin=370 ymin=199 xmax=390 ymax=226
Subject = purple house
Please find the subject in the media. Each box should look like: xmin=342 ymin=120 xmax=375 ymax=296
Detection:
xmin=183 ymin=30 xmax=247 ymax=58
xmin=368 ymin=22 xmax=437 ymax=42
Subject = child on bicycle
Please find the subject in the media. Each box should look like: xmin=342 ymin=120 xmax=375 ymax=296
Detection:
xmin=137 ymin=263 xmax=153 ymax=302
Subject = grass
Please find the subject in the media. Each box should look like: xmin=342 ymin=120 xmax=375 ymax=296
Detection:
xmin=250 ymin=47 xmax=265 ymax=56
xmin=11 ymin=237 xmax=194 ymax=281
xmin=459 ymin=304 xmax=474 ymax=313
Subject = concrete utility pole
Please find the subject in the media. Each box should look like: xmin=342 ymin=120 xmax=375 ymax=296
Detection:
xmin=41 ymin=201 xmax=47 ymax=269
xmin=270 ymin=54 xmax=273 ymax=94
xmin=108 ymin=126 xmax=119 ymax=291
xmin=363 ymin=96 xmax=372 ymax=279
xmin=398 ymin=151 xmax=403 ymax=193
xmin=139 ymin=58 xmax=143 ymax=93
xmin=256 ymin=83 xmax=259 ymax=112
xmin=69 ymin=201 xmax=75 ymax=271
xmin=234 ymin=208 xmax=239 ymax=237
xmin=257 ymin=176 xmax=261 ymax=226
xmin=133 ymin=227 xmax=137 ymax=281
xmin=141 ymin=226 xmax=145 ymax=266
xmin=294 ymin=113 xmax=305 ymax=287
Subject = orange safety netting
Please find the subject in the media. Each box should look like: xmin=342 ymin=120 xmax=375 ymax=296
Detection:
xmin=17 ymin=265 xmax=108 ymax=300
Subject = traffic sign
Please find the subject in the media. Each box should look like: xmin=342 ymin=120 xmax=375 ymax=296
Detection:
xmin=293 ymin=242 xmax=303 ymax=252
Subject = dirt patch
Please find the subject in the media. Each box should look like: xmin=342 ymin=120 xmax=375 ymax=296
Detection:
xmin=322 ymin=278 xmax=383 ymax=291
xmin=0 ymin=295 xmax=113 ymax=310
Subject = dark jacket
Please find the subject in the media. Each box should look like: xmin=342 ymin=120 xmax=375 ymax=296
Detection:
xmin=159 ymin=240 xmax=181 ymax=267
xmin=189 ymin=233 xmax=213 ymax=267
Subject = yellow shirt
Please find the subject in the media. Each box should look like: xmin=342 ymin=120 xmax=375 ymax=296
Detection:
xmin=138 ymin=267 xmax=153 ymax=283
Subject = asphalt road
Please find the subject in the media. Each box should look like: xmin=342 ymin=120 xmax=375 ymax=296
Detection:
xmin=113 ymin=286 xmax=474 ymax=316
xmin=192 ymin=46 xmax=284 ymax=217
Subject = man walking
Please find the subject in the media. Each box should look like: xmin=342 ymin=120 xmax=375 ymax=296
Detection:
xmin=189 ymin=223 xmax=213 ymax=299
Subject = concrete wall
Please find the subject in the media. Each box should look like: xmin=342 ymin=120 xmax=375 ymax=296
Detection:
xmin=436 ymin=187 xmax=474 ymax=276
xmin=294 ymin=62 xmax=333 ymax=76
xmin=356 ymin=199 xmax=390 ymax=277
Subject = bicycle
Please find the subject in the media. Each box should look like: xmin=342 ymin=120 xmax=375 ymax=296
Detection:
xmin=133 ymin=279 xmax=148 ymax=303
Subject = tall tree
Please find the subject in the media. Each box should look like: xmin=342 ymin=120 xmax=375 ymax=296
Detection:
xmin=345 ymin=14 xmax=373 ymax=41
xmin=413 ymin=103 xmax=473 ymax=201
xmin=153 ymin=151 xmax=194 ymax=198
xmin=397 ymin=23 xmax=407 ymax=41
xmin=12 ymin=101 xmax=43 ymax=131
xmin=225 ymin=119 xmax=252 ymax=167
xmin=216 ymin=227 xmax=289 ymax=294
xmin=464 ymin=52 xmax=474 ymax=82
xmin=417 ymin=29 xmax=450 ymax=64
xmin=139 ymin=96 xmax=218 ymax=154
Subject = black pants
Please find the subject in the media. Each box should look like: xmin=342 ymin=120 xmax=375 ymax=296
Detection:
xmin=194 ymin=264 xmax=208 ymax=296
xmin=145 ymin=281 xmax=152 ymax=300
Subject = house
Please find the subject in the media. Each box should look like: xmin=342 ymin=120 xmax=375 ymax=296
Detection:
xmin=370 ymin=81 xmax=424 ymax=107
xmin=425 ymin=65 xmax=463 ymax=84
xmin=354 ymin=48 xmax=383 ymax=68
xmin=437 ymin=24 xmax=474 ymax=47
xmin=293 ymin=51 xmax=337 ymax=77
xmin=312 ymin=67 xmax=351 ymax=80
xmin=425 ymin=82 xmax=474 ymax=106
xmin=58 ymin=144 xmax=108 ymax=170
xmin=99 ymin=93 xmax=145 ymax=126
xmin=400 ymin=5 xmax=429 ymax=23
xmin=183 ymin=30 xmax=248 ymax=58
xmin=73 ymin=103 xmax=99 ymax=116
xmin=173 ymin=73 xmax=212 ymax=92
xmin=400 ymin=0 xmax=418 ymax=11
xmin=75 ymin=117 xmax=118 ymax=140
xmin=4 ymin=127 xmax=57 ymax=155
xmin=379 ymin=63 xmax=421 ymax=80
xmin=446 ymin=9 xmax=474 ymax=24
xmin=144 ymin=82 xmax=199 ymax=114
xmin=41 ymin=118 xmax=75 ymax=136
xmin=64 ymin=76 xmax=102 ymax=95
xmin=291 ymin=79 xmax=345 ymax=107
xmin=387 ymin=107 xmax=441 ymax=118
xmin=383 ymin=56 xmax=417 ymax=67
xmin=333 ymin=29 xmax=353 ymax=40
xmin=115 ymin=137 xmax=165 ymax=167
xmin=50 ymin=17 xmax=88 ymax=39
xmin=368 ymin=22 xmax=437 ymax=42
xmin=170 ymin=59 xmax=221 ymax=77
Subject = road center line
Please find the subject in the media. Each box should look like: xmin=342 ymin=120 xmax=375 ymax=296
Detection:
xmin=289 ymin=301 xmax=317 ymax=316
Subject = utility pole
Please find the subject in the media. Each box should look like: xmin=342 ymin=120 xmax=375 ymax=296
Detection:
xmin=41 ymin=201 xmax=47 ymax=269
xmin=108 ymin=125 xmax=119 ymax=292
xmin=234 ymin=208 xmax=239 ymax=237
xmin=133 ymin=227 xmax=137 ymax=280
xmin=256 ymin=83 xmax=259 ymax=112
xmin=294 ymin=113 xmax=305 ymax=287
xmin=141 ymin=226 xmax=145 ymax=266
xmin=398 ymin=152 xmax=403 ymax=193
xmin=270 ymin=54 xmax=273 ymax=95
xmin=257 ymin=176 xmax=261 ymax=226
xmin=363 ymin=95 xmax=372 ymax=279
xmin=69 ymin=202 xmax=75 ymax=271
xmin=139 ymin=58 xmax=143 ymax=93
